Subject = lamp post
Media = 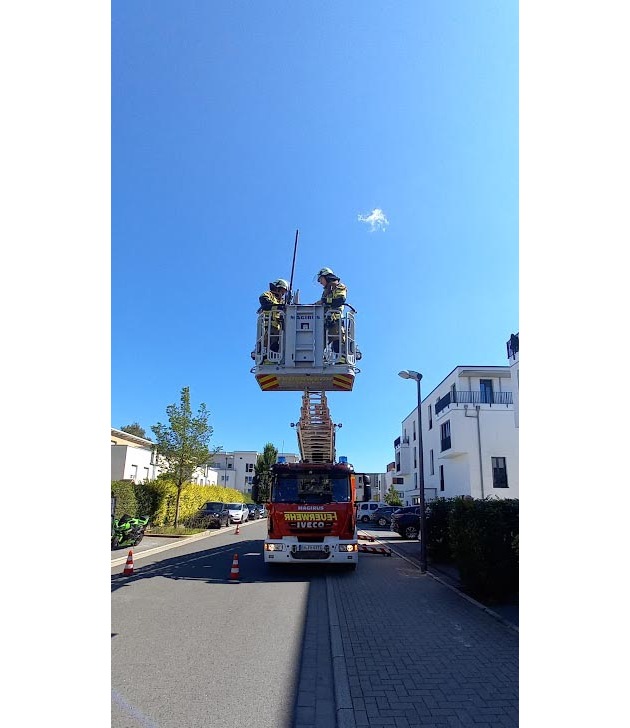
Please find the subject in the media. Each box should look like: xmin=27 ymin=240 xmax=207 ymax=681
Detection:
xmin=398 ymin=370 xmax=427 ymax=573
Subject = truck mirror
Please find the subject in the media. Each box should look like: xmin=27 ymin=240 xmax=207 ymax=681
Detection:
xmin=362 ymin=475 xmax=371 ymax=485
xmin=251 ymin=483 xmax=260 ymax=504
xmin=363 ymin=485 xmax=372 ymax=502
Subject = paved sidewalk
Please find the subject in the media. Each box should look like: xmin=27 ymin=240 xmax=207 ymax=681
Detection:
xmin=329 ymin=553 xmax=518 ymax=728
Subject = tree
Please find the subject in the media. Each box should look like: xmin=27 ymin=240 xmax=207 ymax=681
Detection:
xmin=384 ymin=484 xmax=403 ymax=506
xmin=151 ymin=387 xmax=217 ymax=528
xmin=254 ymin=442 xmax=278 ymax=502
xmin=120 ymin=422 xmax=147 ymax=439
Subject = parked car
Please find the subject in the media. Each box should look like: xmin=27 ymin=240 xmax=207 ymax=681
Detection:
xmin=226 ymin=503 xmax=249 ymax=524
xmin=390 ymin=506 xmax=423 ymax=539
xmin=369 ymin=505 xmax=402 ymax=528
xmin=258 ymin=504 xmax=268 ymax=518
xmin=356 ymin=501 xmax=385 ymax=523
xmin=246 ymin=503 xmax=261 ymax=520
xmin=194 ymin=502 xmax=230 ymax=529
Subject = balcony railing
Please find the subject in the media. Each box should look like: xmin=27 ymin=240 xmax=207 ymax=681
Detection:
xmin=435 ymin=390 xmax=514 ymax=415
xmin=393 ymin=436 xmax=410 ymax=448
xmin=440 ymin=436 xmax=451 ymax=452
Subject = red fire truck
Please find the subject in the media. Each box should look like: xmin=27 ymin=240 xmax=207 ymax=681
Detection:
xmin=251 ymin=290 xmax=371 ymax=569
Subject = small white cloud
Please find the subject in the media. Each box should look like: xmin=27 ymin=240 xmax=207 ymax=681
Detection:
xmin=357 ymin=208 xmax=389 ymax=232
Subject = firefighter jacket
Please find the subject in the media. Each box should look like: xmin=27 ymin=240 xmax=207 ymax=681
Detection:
xmin=319 ymin=281 xmax=347 ymax=312
xmin=258 ymin=290 xmax=285 ymax=311
xmin=258 ymin=290 xmax=285 ymax=331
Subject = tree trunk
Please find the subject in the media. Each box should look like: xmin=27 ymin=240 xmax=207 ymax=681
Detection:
xmin=174 ymin=485 xmax=182 ymax=528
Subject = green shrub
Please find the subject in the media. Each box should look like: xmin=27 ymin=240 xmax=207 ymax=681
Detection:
xmin=425 ymin=497 xmax=457 ymax=562
xmin=140 ymin=482 xmax=245 ymax=526
xmin=111 ymin=480 xmax=138 ymax=520
xmin=111 ymin=480 xmax=247 ymax=526
xmin=449 ymin=497 xmax=519 ymax=601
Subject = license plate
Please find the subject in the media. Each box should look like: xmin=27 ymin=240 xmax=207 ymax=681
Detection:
xmin=299 ymin=544 xmax=326 ymax=551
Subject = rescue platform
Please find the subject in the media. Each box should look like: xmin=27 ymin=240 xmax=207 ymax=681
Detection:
xmin=251 ymin=303 xmax=360 ymax=392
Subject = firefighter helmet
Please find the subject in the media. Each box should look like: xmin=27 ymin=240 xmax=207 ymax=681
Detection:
xmin=317 ymin=267 xmax=337 ymax=279
xmin=271 ymin=278 xmax=289 ymax=290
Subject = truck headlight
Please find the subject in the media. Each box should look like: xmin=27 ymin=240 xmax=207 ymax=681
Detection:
xmin=264 ymin=543 xmax=285 ymax=551
xmin=339 ymin=544 xmax=357 ymax=552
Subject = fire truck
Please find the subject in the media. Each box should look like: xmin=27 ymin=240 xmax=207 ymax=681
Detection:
xmin=251 ymin=280 xmax=371 ymax=570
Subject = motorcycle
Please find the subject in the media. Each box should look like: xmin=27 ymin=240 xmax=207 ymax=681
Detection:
xmin=111 ymin=514 xmax=150 ymax=550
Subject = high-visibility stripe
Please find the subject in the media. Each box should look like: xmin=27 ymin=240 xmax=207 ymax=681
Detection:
xmin=332 ymin=374 xmax=353 ymax=390
xmin=256 ymin=374 xmax=279 ymax=390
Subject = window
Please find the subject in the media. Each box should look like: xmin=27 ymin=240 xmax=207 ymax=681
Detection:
xmin=428 ymin=404 xmax=433 ymax=429
xmin=413 ymin=447 xmax=417 ymax=469
xmin=492 ymin=457 xmax=508 ymax=488
xmin=414 ymin=472 xmax=417 ymax=488
xmin=440 ymin=421 xmax=451 ymax=452
xmin=413 ymin=420 xmax=416 ymax=441
xmin=227 ymin=462 xmax=233 ymax=469
xmin=451 ymin=383 xmax=457 ymax=402
xmin=440 ymin=465 xmax=445 ymax=491
xmin=430 ymin=449 xmax=434 ymax=475
xmin=480 ymin=379 xmax=494 ymax=404
xmin=392 ymin=477 xmax=404 ymax=485
xmin=246 ymin=463 xmax=254 ymax=473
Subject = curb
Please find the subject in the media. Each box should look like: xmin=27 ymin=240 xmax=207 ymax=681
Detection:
xmin=379 ymin=539 xmax=519 ymax=634
xmin=326 ymin=575 xmax=356 ymax=728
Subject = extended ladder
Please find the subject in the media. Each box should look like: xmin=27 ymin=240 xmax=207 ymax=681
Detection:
xmin=295 ymin=390 xmax=335 ymax=463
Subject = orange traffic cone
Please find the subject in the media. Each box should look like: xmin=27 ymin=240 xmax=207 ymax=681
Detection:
xmin=123 ymin=550 xmax=134 ymax=576
xmin=229 ymin=553 xmax=240 ymax=581
xmin=234 ymin=522 xmax=240 ymax=535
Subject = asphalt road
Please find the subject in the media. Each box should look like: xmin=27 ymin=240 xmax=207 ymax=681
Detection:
xmin=112 ymin=519 xmax=329 ymax=728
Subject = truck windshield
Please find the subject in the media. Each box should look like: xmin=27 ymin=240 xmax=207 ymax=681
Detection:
xmin=272 ymin=473 xmax=351 ymax=503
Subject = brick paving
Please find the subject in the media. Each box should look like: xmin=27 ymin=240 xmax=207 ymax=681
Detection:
xmin=327 ymin=553 xmax=518 ymax=727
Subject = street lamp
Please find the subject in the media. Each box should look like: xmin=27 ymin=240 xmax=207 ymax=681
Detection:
xmin=398 ymin=370 xmax=427 ymax=573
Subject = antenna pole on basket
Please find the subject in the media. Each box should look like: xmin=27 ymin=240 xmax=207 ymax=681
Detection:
xmin=288 ymin=229 xmax=299 ymax=304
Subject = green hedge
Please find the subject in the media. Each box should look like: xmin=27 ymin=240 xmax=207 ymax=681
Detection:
xmin=448 ymin=497 xmax=519 ymax=601
xmin=425 ymin=497 xmax=457 ymax=562
xmin=111 ymin=481 xmax=246 ymax=526
xmin=111 ymin=480 xmax=137 ymax=520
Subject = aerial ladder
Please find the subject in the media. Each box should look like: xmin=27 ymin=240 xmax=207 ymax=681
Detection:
xmin=251 ymin=231 xmax=371 ymax=569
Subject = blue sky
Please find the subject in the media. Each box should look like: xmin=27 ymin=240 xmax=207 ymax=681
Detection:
xmin=111 ymin=1 xmax=518 ymax=473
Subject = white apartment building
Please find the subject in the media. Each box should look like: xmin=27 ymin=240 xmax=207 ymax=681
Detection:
xmin=391 ymin=365 xmax=519 ymax=505
xmin=382 ymin=462 xmax=405 ymax=503
xmin=111 ymin=430 xmax=298 ymax=492
xmin=507 ymin=333 xmax=519 ymax=428
xmin=111 ymin=428 xmax=160 ymax=483
xmin=355 ymin=472 xmax=386 ymax=503
xmin=208 ymin=450 xmax=299 ymax=495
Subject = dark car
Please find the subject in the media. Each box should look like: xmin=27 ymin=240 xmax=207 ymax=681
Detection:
xmin=194 ymin=501 xmax=230 ymax=529
xmin=369 ymin=505 xmax=402 ymax=528
xmin=246 ymin=503 xmax=261 ymax=520
xmin=390 ymin=506 xmax=423 ymax=539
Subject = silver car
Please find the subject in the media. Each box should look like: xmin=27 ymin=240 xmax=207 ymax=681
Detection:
xmin=226 ymin=503 xmax=249 ymax=524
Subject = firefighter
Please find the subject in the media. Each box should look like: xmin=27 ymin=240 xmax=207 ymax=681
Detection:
xmin=316 ymin=268 xmax=347 ymax=361
xmin=257 ymin=278 xmax=289 ymax=361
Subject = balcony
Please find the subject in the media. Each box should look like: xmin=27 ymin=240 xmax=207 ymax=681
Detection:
xmin=435 ymin=390 xmax=513 ymax=416
xmin=506 ymin=333 xmax=519 ymax=360
xmin=393 ymin=436 xmax=410 ymax=449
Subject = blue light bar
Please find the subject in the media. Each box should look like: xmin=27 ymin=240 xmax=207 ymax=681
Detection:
xmin=277 ymin=456 xmax=286 ymax=463
xmin=339 ymin=456 xmax=348 ymax=464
